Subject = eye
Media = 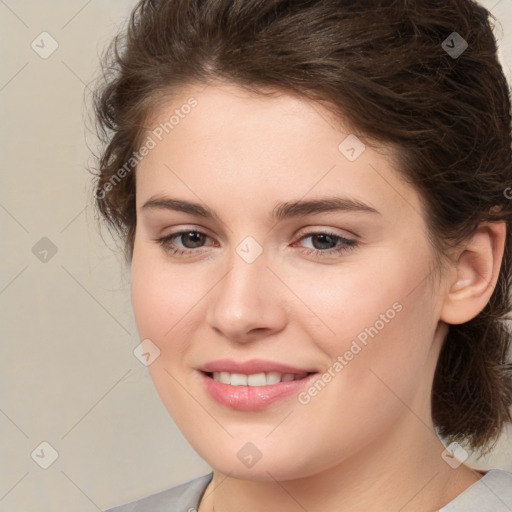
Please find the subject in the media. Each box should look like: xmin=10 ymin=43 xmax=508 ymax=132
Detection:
xmin=155 ymin=230 xmax=213 ymax=256
xmin=294 ymin=230 xmax=357 ymax=257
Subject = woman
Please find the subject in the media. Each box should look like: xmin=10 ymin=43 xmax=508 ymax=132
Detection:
xmin=93 ymin=0 xmax=512 ymax=510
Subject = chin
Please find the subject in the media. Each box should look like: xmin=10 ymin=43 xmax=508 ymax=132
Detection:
xmin=194 ymin=439 xmax=319 ymax=482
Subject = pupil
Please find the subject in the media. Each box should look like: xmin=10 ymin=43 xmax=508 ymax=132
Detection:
xmin=184 ymin=232 xmax=203 ymax=248
xmin=313 ymin=234 xmax=335 ymax=250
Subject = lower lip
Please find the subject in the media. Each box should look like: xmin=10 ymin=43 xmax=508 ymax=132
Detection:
xmin=199 ymin=371 xmax=318 ymax=411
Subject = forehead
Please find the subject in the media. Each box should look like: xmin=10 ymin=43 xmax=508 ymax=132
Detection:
xmin=136 ymin=82 xmax=424 ymax=223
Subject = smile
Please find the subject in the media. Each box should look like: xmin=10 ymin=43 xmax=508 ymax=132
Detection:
xmin=208 ymin=371 xmax=311 ymax=386
xmin=200 ymin=370 xmax=318 ymax=411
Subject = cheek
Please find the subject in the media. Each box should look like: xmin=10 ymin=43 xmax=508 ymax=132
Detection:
xmin=288 ymin=278 xmax=436 ymax=464
xmin=130 ymin=244 xmax=203 ymax=348
xmin=130 ymin=246 xmax=206 ymax=419
xmin=293 ymin=249 xmax=437 ymax=404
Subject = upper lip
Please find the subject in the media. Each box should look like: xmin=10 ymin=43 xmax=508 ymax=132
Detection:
xmin=199 ymin=359 xmax=317 ymax=375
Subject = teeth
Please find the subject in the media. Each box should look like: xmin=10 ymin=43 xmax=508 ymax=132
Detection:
xmin=211 ymin=371 xmax=309 ymax=386
xmin=266 ymin=371 xmax=281 ymax=385
xmin=219 ymin=372 xmax=230 ymax=384
xmin=230 ymin=373 xmax=247 ymax=386
xmin=247 ymin=373 xmax=266 ymax=386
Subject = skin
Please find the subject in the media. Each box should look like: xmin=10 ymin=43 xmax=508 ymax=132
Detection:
xmin=131 ymin=81 xmax=506 ymax=512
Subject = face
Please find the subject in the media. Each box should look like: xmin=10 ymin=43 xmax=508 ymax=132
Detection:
xmin=131 ymin=82 xmax=447 ymax=481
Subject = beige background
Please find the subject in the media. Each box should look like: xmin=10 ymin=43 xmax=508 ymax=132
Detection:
xmin=1 ymin=1 xmax=511 ymax=511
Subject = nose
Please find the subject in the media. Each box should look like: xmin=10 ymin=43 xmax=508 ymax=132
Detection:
xmin=205 ymin=249 xmax=288 ymax=343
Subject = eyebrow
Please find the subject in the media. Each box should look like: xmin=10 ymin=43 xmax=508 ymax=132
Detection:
xmin=141 ymin=195 xmax=380 ymax=221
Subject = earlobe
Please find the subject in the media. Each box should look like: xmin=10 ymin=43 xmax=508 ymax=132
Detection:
xmin=440 ymin=222 xmax=506 ymax=325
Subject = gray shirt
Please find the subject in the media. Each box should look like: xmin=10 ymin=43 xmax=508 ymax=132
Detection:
xmin=104 ymin=469 xmax=512 ymax=511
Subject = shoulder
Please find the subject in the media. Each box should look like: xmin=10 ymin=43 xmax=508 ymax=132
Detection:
xmin=440 ymin=469 xmax=512 ymax=511
xmin=104 ymin=472 xmax=213 ymax=512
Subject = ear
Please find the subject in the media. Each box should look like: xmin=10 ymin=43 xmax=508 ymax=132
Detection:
xmin=440 ymin=222 xmax=506 ymax=325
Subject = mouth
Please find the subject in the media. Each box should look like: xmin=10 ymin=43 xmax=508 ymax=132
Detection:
xmin=199 ymin=369 xmax=319 ymax=411
xmin=202 ymin=370 xmax=314 ymax=386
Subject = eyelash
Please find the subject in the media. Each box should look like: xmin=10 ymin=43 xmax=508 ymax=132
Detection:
xmin=154 ymin=229 xmax=358 ymax=258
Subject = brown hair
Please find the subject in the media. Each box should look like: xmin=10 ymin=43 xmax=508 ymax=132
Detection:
xmin=91 ymin=0 xmax=512 ymax=454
